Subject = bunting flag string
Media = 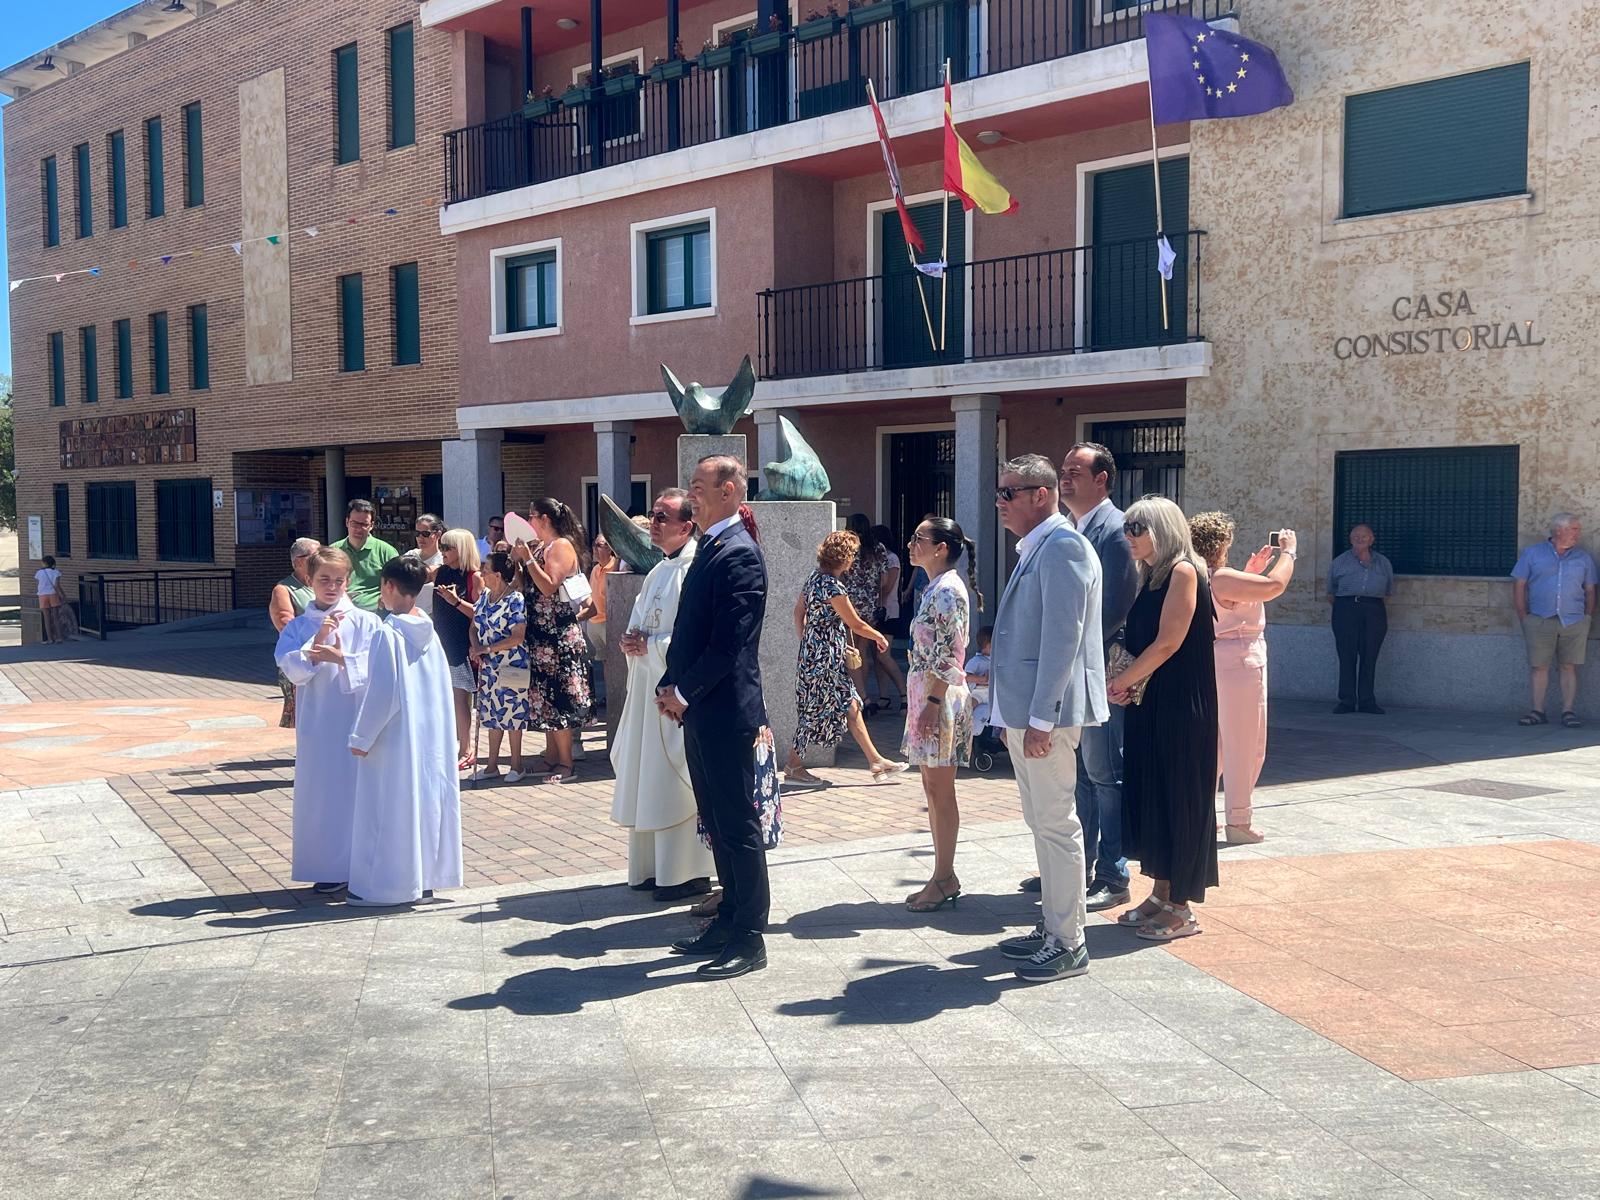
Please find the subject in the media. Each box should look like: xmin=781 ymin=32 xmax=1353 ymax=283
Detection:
xmin=7 ymin=197 xmax=436 ymax=293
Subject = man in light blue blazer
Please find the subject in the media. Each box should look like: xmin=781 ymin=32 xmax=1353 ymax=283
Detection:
xmin=989 ymin=453 xmax=1107 ymax=983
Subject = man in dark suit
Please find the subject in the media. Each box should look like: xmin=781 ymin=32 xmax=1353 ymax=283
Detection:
xmin=656 ymin=455 xmax=771 ymax=979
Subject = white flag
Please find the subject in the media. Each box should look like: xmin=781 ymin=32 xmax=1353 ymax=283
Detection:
xmin=914 ymin=260 xmax=947 ymax=279
xmin=1156 ymin=235 xmax=1176 ymax=281
xmin=231 ymin=242 xmax=243 ymax=255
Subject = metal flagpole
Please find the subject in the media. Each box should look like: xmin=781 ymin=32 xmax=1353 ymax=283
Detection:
xmin=940 ymin=59 xmax=952 ymax=353
xmin=1147 ymin=86 xmax=1170 ymax=332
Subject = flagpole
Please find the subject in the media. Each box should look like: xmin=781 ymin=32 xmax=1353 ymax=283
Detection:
xmin=1147 ymin=85 xmax=1170 ymax=332
xmin=940 ymin=60 xmax=952 ymax=354
xmin=867 ymin=77 xmax=940 ymax=357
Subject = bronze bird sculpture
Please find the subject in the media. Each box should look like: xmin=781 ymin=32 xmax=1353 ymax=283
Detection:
xmin=662 ymin=355 xmax=756 ymax=435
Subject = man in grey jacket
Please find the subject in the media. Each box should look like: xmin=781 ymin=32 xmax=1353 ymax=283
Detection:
xmin=989 ymin=454 xmax=1107 ymax=982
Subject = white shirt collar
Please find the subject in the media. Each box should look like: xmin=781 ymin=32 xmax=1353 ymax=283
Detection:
xmin=702 ymin=514 xmax=743 ymax=540
xmin=1016 ymin=511 xmax=1069 ymax=562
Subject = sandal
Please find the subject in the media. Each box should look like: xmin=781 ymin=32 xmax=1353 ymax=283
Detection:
xmin=1116 ymin=897 xmax=1164 ymax=927
xmin=539 ymin=765 xmax=576 ymax=785
xmin=871 ymin=760 xmax=911 ymax=782
xmin=906 ymin=876 xmax=961 ymax=913
xmin=1563 ymin=711 xmax=1583 ymax=729
xmin=1136 ymin=902 xmax=1201 ymax=941
xmin=1223 ymin=825 xmax=1265 ymax=845
xmin=1519 ymin=710 xmax=1548 ymax=726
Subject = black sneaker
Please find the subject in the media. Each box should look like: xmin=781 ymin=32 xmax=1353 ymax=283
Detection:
xmin=1085 ymin=881 xmax=1131 ymax=911
xmin=999 ymin=924 xmax=1047 ymax=960
xmin=1014 ymin=936 xmax=1090 ymax=983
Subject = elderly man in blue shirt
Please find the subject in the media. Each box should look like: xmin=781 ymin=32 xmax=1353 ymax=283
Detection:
xmin=1512 ymin=512 xmax=1597 ymax=729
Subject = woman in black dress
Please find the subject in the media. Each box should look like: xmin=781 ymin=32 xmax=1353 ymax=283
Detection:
xmin=1107 ymin=496 xmax=1219 ymax=941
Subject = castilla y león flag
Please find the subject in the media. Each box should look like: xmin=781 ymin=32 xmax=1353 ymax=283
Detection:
xmin=943 ymin=78 xmax=1017 ymax=216
xmin=867 ymin=83 xmax=925 ymax=255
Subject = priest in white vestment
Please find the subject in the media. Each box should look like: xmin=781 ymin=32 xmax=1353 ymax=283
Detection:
xmin=610 ymin=489 xmax=715 ymax=901
xmin=275 ymin=546 xmax=385 ymax=890
xmin=345 ymin=557 xmax=464 ymax=907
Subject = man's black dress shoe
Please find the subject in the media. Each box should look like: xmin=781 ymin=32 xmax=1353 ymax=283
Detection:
xmin=653 ymin=877 xmax=713 ymax=903
xmin=697 ymin=937 xmax=767 ymax=980
xmin=670 ymin=925 xmax=734 ymax=956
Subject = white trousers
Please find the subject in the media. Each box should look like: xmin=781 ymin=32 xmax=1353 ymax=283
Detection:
xmin=1007 ymin=726 xmax=1087 ymax=950
xmin=627 ymin=817 xmax=715 ymax=888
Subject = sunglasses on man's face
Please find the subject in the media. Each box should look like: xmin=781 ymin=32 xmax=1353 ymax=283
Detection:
xmin=995 ymin=484 xmax=1047 ymax=503
xmin=1123 ymin=521 xmax=1149 ymax=538
xmin=648 ymin=509 xmax=679 ymax=524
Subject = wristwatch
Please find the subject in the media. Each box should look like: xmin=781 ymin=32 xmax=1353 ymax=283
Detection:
xmin=926 ymin=695 xmax=943 ymax=706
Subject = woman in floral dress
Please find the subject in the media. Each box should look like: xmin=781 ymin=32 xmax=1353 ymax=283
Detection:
xmin=902 ymin=518 xmax=979 ymax=913
xmin=470 ymin=551 xmax=530 ymax=780
xmin=784 ymin=531 xmax=909 ymax=786
xmin=514 ymin=498 xmax=593 ymax=784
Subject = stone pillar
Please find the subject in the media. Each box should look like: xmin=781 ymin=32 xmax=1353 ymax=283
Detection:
xmin=953 ymin=394 xmax=1001 ymax=613
xmin=602 ymin=571 xmax=646 ymax=746
xmin=678 ymin=434 xmax=747 ymax=490
xmin=442 ymin=429 xmax=504 ymax=536
xmin=595 ymin=421 xmax=635 ymax=512
xmin=324 ymin=446 xmax=346 ymax=542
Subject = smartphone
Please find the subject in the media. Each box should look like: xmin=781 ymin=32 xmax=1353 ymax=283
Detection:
xmin=1269 ymin=531 xmax=1281 ymax=547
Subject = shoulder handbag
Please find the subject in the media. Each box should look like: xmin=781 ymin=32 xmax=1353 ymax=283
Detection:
xmin=496 ymin=661 xmax=532 ymax=691
xmin=843 ymin=633 xmax=863 ymax=671
xmin=558 ymin=569 xmax=593 ymax=612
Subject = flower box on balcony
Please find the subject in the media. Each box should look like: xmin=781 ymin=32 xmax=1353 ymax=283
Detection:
xmin=560 ymin=85 xmax=593 ymax=108
xmin=746 ymin=30 xmax=785 ymax=56
xmin=522 ymin=97 xmax=558 ymax=118
xmin=603 ymin=70 xmax=641 ymax=96
xmin=796 ymin=15 xmax=843 ymax=41
xmin=699 ymin=45 xmax=736 ymax=70
xmin=847 ymin=1 xmax=894 ymax=27
xmin=648 ymin=58 xmax=692 ymax=82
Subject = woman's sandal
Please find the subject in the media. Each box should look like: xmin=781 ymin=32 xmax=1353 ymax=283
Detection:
xmin=905 ymin=876 xmax=961 ymax=912
xmin=540 ymin=765 xmax=576 ymax=785
xmin=1116 ymin=897 xmax=1164 ymax=927
xmin=1223 ymin=825 xmax=1266 ymax=845
xmin=1563 ymin=711 xmax=1583 ymax=729
xmin=871 ymin=761 xmax=911 ymax=782
xmin=1136 ymin=902 xmax=1201 ymax=941
xmin=1519 ymin=710 xmax=1548 ymax=726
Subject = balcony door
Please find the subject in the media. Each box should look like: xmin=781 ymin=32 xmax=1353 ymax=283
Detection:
xmin=879 ymin=199 xmax=964 ymax=368
xmin=1088 ymin=156 xmax=1189 ymax=350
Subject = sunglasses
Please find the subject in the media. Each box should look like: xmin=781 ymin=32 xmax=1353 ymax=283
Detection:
xmin=648 ymin=509 xmax=680 ymax=524
xmin=995 ymin=484 xmax=1047 ymax=502
xmin=1123 ymin=521 xmax=1149 ymax=538
xmin=414 ymin=528 xmax=438 ymax=537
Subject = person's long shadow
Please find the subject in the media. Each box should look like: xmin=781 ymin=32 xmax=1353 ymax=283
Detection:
xmin=449 ymin=953 xmax=698 ymax=1016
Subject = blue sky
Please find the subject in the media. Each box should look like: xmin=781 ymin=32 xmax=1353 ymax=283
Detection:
xmin=0 ymin=2 xmax=130 ymax=377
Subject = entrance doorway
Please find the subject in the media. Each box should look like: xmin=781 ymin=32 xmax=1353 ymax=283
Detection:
xmin=884 ymin=428 xmax=955 ymax=553
xmin=1087 ymin=417 xmax=1185 ymax=508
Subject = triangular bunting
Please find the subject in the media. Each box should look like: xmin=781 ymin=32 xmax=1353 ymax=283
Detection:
xmin=231 ymin=242 xmax=243 ymax=255
xmin=266 ymin=235 xmax=280 ymax=245
xmin=304 ymin=227 xmax=319 ymax=237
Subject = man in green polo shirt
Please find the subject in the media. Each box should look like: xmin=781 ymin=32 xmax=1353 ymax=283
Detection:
xmin=330 ymin=498 xmax=398 ymax=613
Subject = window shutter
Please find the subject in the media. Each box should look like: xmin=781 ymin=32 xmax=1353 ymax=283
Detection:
xmin=43 ymin=156 xmax=60 ymax=247
xmin=146 ymin=118 xmax=166 ymax=218
xmin=388 ymin=25 xmax=416 ymax=149
xmin=336 ymin=45 xmax=361 ymax=164
xmin=340 ymin=274 xmax=366 ymax=371
xmin=75 ymin=144 xmax=93 ymax=239
xmin=189 ymin=304 xmax=210 ymax=389
xmin=1090 ymin=157 xmax=1190 ymax=348
xmin=183 ymin=103 xmax=204 ymax=207
xmin=50 ymin=332 xmax=66 ymax=407
xmin=115 ymin=319 xmax=133 ymax=399
xmin=54 ymin=484 xmax=72 ymax=557
xmin=81 ymin=327 xmax=99 ymax=404
xmin=109 ymin=131 xmax=128 ymax=228
xmin=393 ymin=263 xmax=421 ymax=365
xmin=151 ymin=311 xmax=170 ymax=394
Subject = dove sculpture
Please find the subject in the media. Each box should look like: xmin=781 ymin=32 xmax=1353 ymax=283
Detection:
xmin=661 ymin=355 xmax=756 ymax=435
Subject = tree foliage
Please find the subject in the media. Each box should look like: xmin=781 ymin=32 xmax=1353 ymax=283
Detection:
xmin=0 ymin=372 xmax=14 ymax=528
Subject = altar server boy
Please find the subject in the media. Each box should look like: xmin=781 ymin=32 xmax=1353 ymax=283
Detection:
xmin=275 ymin=547 xmax=385 ymax=892
xmin=345 ymin=556 xmax=463 ymax=907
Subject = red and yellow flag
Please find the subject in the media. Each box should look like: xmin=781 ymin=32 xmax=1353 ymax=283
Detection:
xmin=943 ymin=78 xmax=1017 ymax=215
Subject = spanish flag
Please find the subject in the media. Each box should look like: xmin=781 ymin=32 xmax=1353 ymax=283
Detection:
xmin=943 ymin=77 xmax=1018 ymax=215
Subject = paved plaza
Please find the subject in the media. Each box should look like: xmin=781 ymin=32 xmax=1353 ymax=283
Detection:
xmin=3 ymin=632 xmax=1600 ymax=1198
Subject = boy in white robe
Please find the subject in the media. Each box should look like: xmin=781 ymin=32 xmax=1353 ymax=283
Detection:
xmin=274 ymin=547 xmax=385 ymax=892
xmin=345 ymin=556 xmax=464 ymax=907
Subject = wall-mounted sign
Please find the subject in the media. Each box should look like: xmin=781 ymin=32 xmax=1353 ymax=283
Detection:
xmin=235 ymin=489 xmax=314 ymax=546
xmin=26 ymin=516 xmax=42 ymax=561
xmin=1333 ymin=292 xmax=1546 ymax=360
xmin=59 ymin=407 xmax=197 ymax=468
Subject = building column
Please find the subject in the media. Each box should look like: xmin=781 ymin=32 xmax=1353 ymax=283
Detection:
xmin=442 ymin=428 xmax=504 ymax=537
xmin=588 ymin=0 xmax=604 ymax=171
xmin=594 ymin=421 xmax=635 ymax=512
xmin=952 ymin=394 xmax=1001 ymax=612
xmin=324 ymin=446 xmax=346 ymax=542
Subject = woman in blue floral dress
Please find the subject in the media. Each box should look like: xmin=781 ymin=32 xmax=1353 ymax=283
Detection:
xmin=783 ymin=531 xmax=909 ymax=786
xmin=514 ymin=498 xmax=593 ymax=784
xmin=470 ymin=551 xmax=531 ymax=781
xmin=901 ymin=518 xmax=979 ymax=913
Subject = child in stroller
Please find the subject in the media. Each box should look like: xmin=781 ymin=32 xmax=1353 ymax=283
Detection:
xmin=964 ymin=626 xmax=1009 ymax=772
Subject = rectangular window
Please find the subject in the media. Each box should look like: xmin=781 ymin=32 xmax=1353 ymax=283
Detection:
xmin=80 ymin=326 xmax=99 ymax=404
xmin=182 ymin=102 xmax=204 ymax=207
xmin=50 ymin=332 xmax=66 ymax=407
xmin=87 ymin=481 xmax=139 ymax=560
xmin=150 ymin=311 xmax=170 ymax=395
xmin=335 ymin=43 xmax=360 ymax=164
xmin=388 ymin=23 xmax=416 ymax=149
xmin=114 ymin=318 xmax=133 ymax=399
xmin=108 ymin=131 xmax=128 ymax=229
xmin=187 ymin=304 xmax=210 ymax=390
xmin=156 ymin=479 xmax=215 ymax=563
xmin=391 ymin=262 xmax=421 ymax=365
xmin=339 ymin=273 xmax=366 ymax=372
xmin=1333 ymin=445 xmax=1520 ymax=577
xmin=1344 ymin=63 xmax=1530 ymax=219
xmin=43 ymin=156 xmax=60 ymax=247
xmin=145 ymin=116 xmax=165 ymax=218
xmin=53 ymin=484 xmax=72 ymax=557
xmin=646 ymin=223 xmax=712 ymax=315
xmin=74 ymin=143 xmax=92 ymax=239
xmin=506 ymin=251 xmax=558 ymax=332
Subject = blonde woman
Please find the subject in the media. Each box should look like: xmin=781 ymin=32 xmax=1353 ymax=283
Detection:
xmin=1189 ymin=514 xmax=1298 ymax=845
xmin=434 ymin=528 xmax=483 ymax=770
xmin=1106 ymin=496 xmax=1219 ymax=941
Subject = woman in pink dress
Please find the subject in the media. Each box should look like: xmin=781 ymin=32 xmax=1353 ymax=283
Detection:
xmin=1188 ymin=515 xmax=1298 ymax=844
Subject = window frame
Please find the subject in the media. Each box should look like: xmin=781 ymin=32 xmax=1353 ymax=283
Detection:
xmin=80 ymin=325 xmax=99 ymax=405
xmin=114 ymin=318 xmax=134 ymax=400
xmin=49 ymin=331 xmax=66 ymax=408
xmin=188 ymin=303 xmax=210 ymax=391
xmin=156 ymin=478 xmax=216 ymax=564
xmin=490 ymin=238 xmax=564 ymax=342
xmin=43 ymin=155 xmax=60 ymax=248
xmin=74 ymin=142 xmax=93 ymax=239
xmin=150 ymin=311 xmax=171 ymax=395
xmin=339 ymin=272 xmax=367 ymax=372
xmin=86 ymin=481 xmax=139 ymax=561
xmin=53 ymin=483 xmax=72 ymax=558
xmin=630 ymin=210 xmax=718 ymax=326
xmin=108 ymin=130 xmax=128 ymax=229
xmin=335 ymin=43 xmax=361 ymax=164
xmin=387 ymin=23 xmax=416 ymax=150
xmin=182 ymin=102 xmax=204 ymax=208
xmin=391 ymin=262 xmax=422 ymax=366
xmin=145 ymin=116 xmax=166 ymax=219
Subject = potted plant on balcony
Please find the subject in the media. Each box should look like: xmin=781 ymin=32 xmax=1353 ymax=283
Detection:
xmin=561 ymin=76 xmax=593 ymax=107
xmin=747 ymin=13 xmax=786 ymax=56
xmin=797 ymin=5 xmax=842 ymax=41
xmin=846 ymin=0 xmax=895 ymax=28
xmin=603 ymin=61 xmax=642 ymax=95
xmin=649 ymin=42 xmax=692 ymax=82
xmin=523 ymin=84 xmax=559 ymax=119
xmin=699 ymin=27 xmax=748 ymax=71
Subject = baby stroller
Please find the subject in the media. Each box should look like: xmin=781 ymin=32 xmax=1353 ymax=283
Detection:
xmin=970 ymin=726 xmax=1009 ymax=774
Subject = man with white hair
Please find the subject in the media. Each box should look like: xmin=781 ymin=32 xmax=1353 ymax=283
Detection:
xmin=1512 ymin=513 xmax=1596 ymax=728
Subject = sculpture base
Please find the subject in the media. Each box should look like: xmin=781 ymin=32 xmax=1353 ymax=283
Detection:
xmin=678 ymin=434 xmax=747 ymax=490
xmin=601 ymin=571 xmax=647 ymax=750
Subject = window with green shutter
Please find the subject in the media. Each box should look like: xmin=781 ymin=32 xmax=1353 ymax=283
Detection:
xmin=392 ymin=263 xmax=421 ymax=365
xmin=1343 ymin=63 xmax=1529 ymax=219
xmin=80 ymin=326 xmax=99 ymax=404
xmin=151 ymin=311 xmax=170 ymax=395
xmin=506 ymin=251 xmax=558 ymax=332
xmin=157 ymin=479 xmax=214 ymax=563
xmin=335 ymin=44 xmax=360 ymax=163
xmin=114 ymin=319 xmax=133 ymax=399
xmin=53 ymin=484 xmax=72 ymax=557
xmin=50 ymin=332 xmax=66 ymax=407
xmin=340 ymin=273 xmax=366 ymax=371
xmin=646 ymin=224 xmax=712 ymax=315
xmin=43 ymin=156 xmax=60 ymax=247
xmin=1333 ymin=445 xmax=1520 ymax=577
xmin=88 ymin=482 xmax=139 ymax=560
xmin=1090 ymin=156 xmax=1190 ymax=349
xmin=388 ymin=24 xmax=415 ymax=149
xmin=108 ymin=131 xmax=128 ymax=229
xmin=74 ymin=143 xmax=92 ymax=239
xmin=188 ymin=304 xmax=210 ymax=390
xmin=145 ymin=117 xmax=165 ymax=218
xmin=182 ymin=103 xmax=204 ymax=207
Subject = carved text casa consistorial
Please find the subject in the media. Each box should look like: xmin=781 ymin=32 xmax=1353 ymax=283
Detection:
xmin=1333 ymin=291 xmax=1546 ymax=360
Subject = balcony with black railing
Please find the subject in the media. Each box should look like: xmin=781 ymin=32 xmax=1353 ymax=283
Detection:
xmin=444 ymin=0 xmax=1231 ymax=205
xmin=757 ymin=231 xmax=1204 ymax=379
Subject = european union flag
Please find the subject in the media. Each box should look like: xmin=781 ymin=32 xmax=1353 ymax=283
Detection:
xmin=1145 ymin=12 xmax=1294 ymax=124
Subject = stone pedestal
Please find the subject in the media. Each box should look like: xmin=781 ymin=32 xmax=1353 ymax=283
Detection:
xmin=749 ymin=499 xmax=836 ymax=766
xmin=602 ymin=571 xmax=647 ymax=749
xmin=678 ymin=434 xmax=747 ymax=489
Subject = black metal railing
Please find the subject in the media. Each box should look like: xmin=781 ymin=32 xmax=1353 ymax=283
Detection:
xmin=444 ymin=0 xmax=1232 ymax=203
xmin=77 ymin=569 xmax=237 ymax=640
xmin=757 ymin=231 xmax=1204 ymax=378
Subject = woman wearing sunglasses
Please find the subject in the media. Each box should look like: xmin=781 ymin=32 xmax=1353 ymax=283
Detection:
xmin=1105 ymin=497 xmax=1219 ymax=941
